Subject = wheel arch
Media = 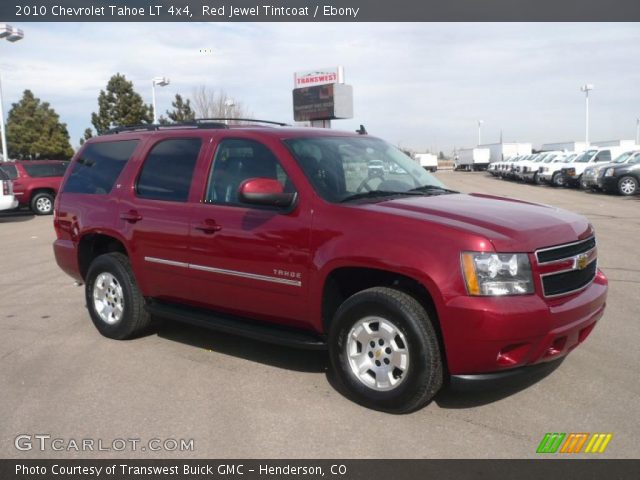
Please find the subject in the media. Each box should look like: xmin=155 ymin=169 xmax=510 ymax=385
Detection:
xmin=78 ymin=231 xmax=130 ymax=280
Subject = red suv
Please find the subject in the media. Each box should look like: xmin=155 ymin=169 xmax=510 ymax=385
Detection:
xmin=0 ymin=160 xmax=69 ymax=215
xmin=53 ymin=122 xmax=607 ymax=413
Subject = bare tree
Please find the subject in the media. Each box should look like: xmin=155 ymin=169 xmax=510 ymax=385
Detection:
xmin=191 ymin=86 xmax=251 ymax=122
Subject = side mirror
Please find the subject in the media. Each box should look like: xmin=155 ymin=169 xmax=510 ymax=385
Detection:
xmin=238 ymin=178 xmax=295 ymax=208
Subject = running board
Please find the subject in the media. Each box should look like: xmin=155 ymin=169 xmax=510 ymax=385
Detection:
xmin=146 ymin=301 xmax=327 ymax=350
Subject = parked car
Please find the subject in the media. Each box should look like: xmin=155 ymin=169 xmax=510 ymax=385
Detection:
xmin=0 ymin=167 xmax=18 ymax=212
xmin=538 ymin=152 xmax=579 ymax=186
xmin=524 ymin=152 xmax=570 ymax=184
xmin=581 ymin=150 xmax=640 ymax=190
xmin=0 ymin=160 xmax=69 ymax=214
xmin=559 ymin=147 xmax=628 ymax=188
xmin=53 ymin=122 xmax=607 ymax=413
xmin=600 ymin=151 xmax=640 ymax=195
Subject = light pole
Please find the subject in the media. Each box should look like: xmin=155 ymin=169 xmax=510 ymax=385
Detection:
xmin=224 ymin=98 xmax=235 ymax=124
xmin=580 ymin=84 xmax=594 ymax=145
xmin=477 ymin=120 xmax=484 ymax=146
xmin=0 ymin=24 xmax=24 ymax=162
xmin=636 ymin=118 xmax=639 ymax=145
xmin=151 ymin=76 xmax=170 ymax=124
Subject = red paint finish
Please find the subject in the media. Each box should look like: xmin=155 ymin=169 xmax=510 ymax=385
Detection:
xmin=53 ymin=127 xmax=608 ymax=376
xmin=1 ymin=160 xmax=68 ymax=207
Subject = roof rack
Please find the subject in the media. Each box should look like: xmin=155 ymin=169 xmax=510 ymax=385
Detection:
xmin=102 ymin=118 xmax=288 ymax=135
xmin=194 ymin=118 xmax=289 ymax=127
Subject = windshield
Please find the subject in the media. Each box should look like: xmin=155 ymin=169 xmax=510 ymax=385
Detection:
xmin=561 ymin=154 xmax=576 ymax=163
xmin=612 ymin=151 xmax=639 ymax=164
xmin=575 ymin=150 xmax=598 ymax=163
xmin=284 ymin=136 xmax=451 ymax=203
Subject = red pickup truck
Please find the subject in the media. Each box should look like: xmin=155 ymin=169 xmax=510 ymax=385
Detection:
xmin=53 ymin=122 xmax=607 ymax=412
xmin=0 ymin=160 xmax=69 ymax=215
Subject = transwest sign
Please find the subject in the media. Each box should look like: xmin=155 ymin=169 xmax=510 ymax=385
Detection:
xmin=294 ymin=66 xmax=344 ymax=88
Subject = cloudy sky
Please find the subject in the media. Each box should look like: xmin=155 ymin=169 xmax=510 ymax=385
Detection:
xmin=1 ymin=22 xmax=639 ymax=152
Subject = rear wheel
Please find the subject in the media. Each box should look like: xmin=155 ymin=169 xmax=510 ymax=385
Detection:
xmin=618 ymin=176 xmax=638 ymax=196
xmin=85 ymin=253 xmax=152 ymax=339
xmin=329 ymin=287 xmax=443 ymax=414
xmin=31 ymin=192 xmax=54 ymax=215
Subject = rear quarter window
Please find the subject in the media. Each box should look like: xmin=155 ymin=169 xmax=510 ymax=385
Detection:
xmin=21 ymin=162 xmax=69 ymax=178
xmin=63 ymin=140 xmax=139 ymax=194
xmin=0 ymin=164 xmax=18 ymax=179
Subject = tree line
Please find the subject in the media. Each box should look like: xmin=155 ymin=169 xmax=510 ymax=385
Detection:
xmin=4 ymin=73 xmax=249 ymax=160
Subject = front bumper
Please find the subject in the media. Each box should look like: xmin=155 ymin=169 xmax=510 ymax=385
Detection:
xmin=440 ymin=269 xmax=608 ymax=375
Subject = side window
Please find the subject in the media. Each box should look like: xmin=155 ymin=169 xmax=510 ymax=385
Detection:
xmin=204 ymin=139 xmax=293 ymax=206
xmin=136 ymin=138 xmax=202 ymax=202
xmin=0 ymin=164 xmax=18 ymax=179
xmin=596 ymin=151 xmax=611 ymax=162
xmin=22 ymin=162 xmax=69 ymax=178
xmin=64 ymin=140 xmax=139 ymax=194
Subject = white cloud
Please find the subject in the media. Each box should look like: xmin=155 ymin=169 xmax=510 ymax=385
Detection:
xmin=0 ymin=22 xmax=639 ymax=150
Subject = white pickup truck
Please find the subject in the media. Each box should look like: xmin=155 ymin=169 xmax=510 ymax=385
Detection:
xmin=560 ymin=147 xmax=631 ymax=187
xmin=538 ymin=152 xmax=579 ymax=186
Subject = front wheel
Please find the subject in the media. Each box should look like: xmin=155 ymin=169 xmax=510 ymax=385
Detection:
xmin=618 ymin=176 xmax=638 ymax=196
xmin=85 ymin=253 xmax=152 ymax=339
xmin=329 ymin=287 xmax=443 ymax=414
xmin=551 ymin=172 xmax=564 ymax=187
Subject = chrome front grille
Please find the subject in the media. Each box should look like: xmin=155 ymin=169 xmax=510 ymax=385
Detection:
xmin=536 ymin=237 xmax=598 ymax=297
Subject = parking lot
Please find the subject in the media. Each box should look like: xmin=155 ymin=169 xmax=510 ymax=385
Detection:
xmin=1 ymin=169 xmax=638 ymax=459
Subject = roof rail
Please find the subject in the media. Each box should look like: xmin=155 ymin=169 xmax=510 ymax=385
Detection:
xmin=194 ymin=118 xmax=289 ymax=126
xmin=101 ymin=118 xmax=288 ymax=135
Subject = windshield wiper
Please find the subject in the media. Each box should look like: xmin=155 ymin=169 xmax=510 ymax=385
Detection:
xmin=407 ymin=185 xmax=459 ymax=194
xmin=340 ymin=190 xmax=422 ymax=203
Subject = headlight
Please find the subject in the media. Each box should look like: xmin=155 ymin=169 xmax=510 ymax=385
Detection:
xmin=461 ymin=252 xmax=534 ymax=296
xmin=604 ymin=168 xmax=615 ymax=177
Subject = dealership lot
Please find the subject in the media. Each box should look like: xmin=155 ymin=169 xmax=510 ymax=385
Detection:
xmin=0 ymin=170 xmax=638 ymax=459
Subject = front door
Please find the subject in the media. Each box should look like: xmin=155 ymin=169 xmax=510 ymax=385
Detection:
xmin=187 ymin=137 xmax=313 ymax=330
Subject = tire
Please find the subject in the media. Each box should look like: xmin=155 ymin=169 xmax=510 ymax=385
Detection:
xmin=85 ymin=252 xmax=152 ymax=340
xmin=533 ymin=173 xmax=542 ymax=185
xmin=617 ymin=176 xmax=638 ymax=196
xmin=329 ymin=287 xmax=443 ymax=414
xmin=30 ymin=192 xmax=54 ymax=215
xmin=551 ymin=172 xmax=564 ymax=187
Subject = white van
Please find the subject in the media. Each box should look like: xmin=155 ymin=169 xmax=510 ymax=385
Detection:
xmin=0 ymin=167 xmax=18 ymax=211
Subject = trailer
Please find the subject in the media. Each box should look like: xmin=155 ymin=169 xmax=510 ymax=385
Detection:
xmin=414 ymin=153 xmax=438 ymax=172
xmin=455 ymin=148 xmax=491 ymax=171
xmin=479 ymin=142 xmax=532 ymax=163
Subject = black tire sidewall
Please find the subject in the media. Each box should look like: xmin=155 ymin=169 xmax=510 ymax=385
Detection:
xmin=85 ymin=254 xmax=141 ymax=339
xmin=329 ymin=289 xmax=441 ymax=413
xmin=31 ymin=192 xmax=54 ymax=215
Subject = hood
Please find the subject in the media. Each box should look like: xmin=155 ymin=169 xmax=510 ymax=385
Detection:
xmin=359 ymin=193 xmax=592 ymax=252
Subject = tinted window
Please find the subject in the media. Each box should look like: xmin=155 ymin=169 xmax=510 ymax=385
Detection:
xmin=0 ymin=168 xmax=9 ymax=181
xmin=0 ymin=164 xmax=18 ymax=179
xmin=205 ymin=138 xmax=292 ymax=206
xmin=595 ymin=151 xmax=611 ymax=162
xmin=136 ymin=138 xmax=202 ymax=202
xmin=64 ymin=140 xmax=139 ymax=194
xmin=22 ymin=162 xmax=69 ymax=178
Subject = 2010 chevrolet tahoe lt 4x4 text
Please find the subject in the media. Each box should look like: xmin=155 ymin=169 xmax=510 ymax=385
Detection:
xmin=53 ymin=121 xmax=607 ymax=413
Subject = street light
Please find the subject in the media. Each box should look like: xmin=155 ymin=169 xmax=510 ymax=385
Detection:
xmin=477 ymin=120 xmax=484 ymax=146
xmin=151 ymin=76 xmax=170 ymax=124
xmin=0 ymin=24 xmax=24 ymax=162
xmin=224 ymin=98 xmax=235 ymax=124
xmin=580 ymin=84 xmax=594 ymax=145
xmin=636 ymin=118 xmax=639 ymax=145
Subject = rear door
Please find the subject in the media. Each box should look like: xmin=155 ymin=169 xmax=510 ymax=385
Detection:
xmin=117 ymin=135 xmax=204 ymax=302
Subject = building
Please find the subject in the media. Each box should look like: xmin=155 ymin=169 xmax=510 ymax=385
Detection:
xmin=541 ymin=141 xmax=589 ymax=152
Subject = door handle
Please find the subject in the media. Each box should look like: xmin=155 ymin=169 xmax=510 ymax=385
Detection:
xmin=120 ymin=210 xmax=143 ymax=223
xmin=194 ymin=220 xmax=222 ymax=234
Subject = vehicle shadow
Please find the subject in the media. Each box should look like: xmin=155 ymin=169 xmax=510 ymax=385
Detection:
xmin=0 ymin=209 xmax=35 ymax=223
xmin=155 ymin=320 xmax=328 ymax=374
xmin=155 ymin=319 xmax=564 ymax=411
xmin=434 ymin=358 xmax=564 ymax=409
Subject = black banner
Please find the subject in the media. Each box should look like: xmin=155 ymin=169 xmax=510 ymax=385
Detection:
xmin=2 ymin=0 xmax=640 ymax=22
xmin=2 ymin=459 xmax=640 ymax=480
